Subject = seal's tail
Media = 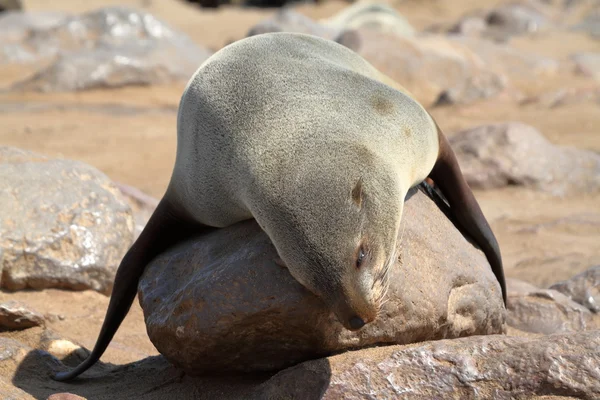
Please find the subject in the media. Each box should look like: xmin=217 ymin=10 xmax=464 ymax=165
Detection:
xmin=53 ymin=196 xmax=199 ymax=382
xmin=427 ymin=123 xmax=507 ymax=306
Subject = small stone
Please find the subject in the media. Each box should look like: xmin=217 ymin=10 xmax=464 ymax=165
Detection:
xmin=506 ymin=280 xmax=594 ymax=334
xmin=550 ymin=265 xmax=600 ymax=313
xmin=0 ymin=300 xmax=45 ymax=331
xmin=450 ymin=122 xmax=600 ymax=196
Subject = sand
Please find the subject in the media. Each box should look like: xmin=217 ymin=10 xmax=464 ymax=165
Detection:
xmin=0 ymin=0 xmax=599 ymax=398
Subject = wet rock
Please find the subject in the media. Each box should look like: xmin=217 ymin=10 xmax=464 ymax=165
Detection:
xmin=336 ymin=29 xmax=505 ymax=106
xmin=0 ymin=146 xmax=134 ymax=294
xmin=449 ymin=122 xmax=600 ymax=195
xmin=0 ymin=300 xmax=45 ymax=331
xmin=506 ymin=278 xmax=594 ymax=334
xmin=254 ymin=330 xmax=600 ymax=399
xmin=139 ymin=188 xmax=505 ymax=374
xmin=572 ymin=52 xmax=600 ymax=81
xmin=246 ymin=9 xmax=340 ymax=40
xmin=3 ymin=7 xmax=212 ymax=90
xmin=550 ymin=265 xmax=600 ymax=312
xmin=320 ymin=2 xmax=415 ymax=38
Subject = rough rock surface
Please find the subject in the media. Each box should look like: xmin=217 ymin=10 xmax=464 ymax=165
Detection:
xmin=254 ymin=330 xmax=600 ymax=400
xmin=449 ymin=122 xmax=600 ymax=195
xmin=3 ymin=7 xmax=212 ymax=90
xmin=0 ymin=300 xmax=45 ymax=331
xmin=336 ymin=29 xmax=506 ymax=106
xmin=0 ymin=337 xmax=31 ymax=371
xmin=320 ymin=2 xmax=415 ymax=38
xmin=0 ymin=146 xmax=134 ymax=294
xmin=550 ymin=265 xmax=600 ymax=313
xmin=506 ymin=278 xmax=594 ymax=334
xmin=139 ymin=187 xmax=505 ymax=374
xmin=114 ymin=182 xmax=158 ymax=241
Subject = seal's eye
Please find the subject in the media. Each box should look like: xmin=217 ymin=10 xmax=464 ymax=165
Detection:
xmin=356 ymin=246 xmax=366 ymax=269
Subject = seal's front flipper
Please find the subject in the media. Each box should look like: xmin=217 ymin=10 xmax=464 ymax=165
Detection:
xmin=427 ymin=123 xmax=507 ymax=306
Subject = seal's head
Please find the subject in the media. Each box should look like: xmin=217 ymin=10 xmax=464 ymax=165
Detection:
xmin=255 ymin=143 xmax=403 ymax=331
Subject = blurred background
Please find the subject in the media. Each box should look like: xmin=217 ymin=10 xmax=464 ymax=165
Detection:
xmin=1 ymin=0 xmax=599 ymax=285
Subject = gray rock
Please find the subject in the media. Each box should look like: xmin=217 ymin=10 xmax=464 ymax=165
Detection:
xmin=446 ymin=1 xmax=554 ymax=41
xmin=253 ymin=330 xmax=600 ymax=400
xmin=247 ymin=9 xmax=341 ymax=40
xmin=0 ymin=300 xmax=45 ymax=331
xmin=571 ymin=6 xmax=600 ymax=39
xmin=0 ymin=337 xmax=30 ymax=368
xmin=485 ymin=2 xmax=550 ymax=37
xmin=550 ymin=265 xmax=600 ymax=312
xmin=11 ymin=45 xmax=197 ymax=92
xmin=336 ymin=29 xmax=506 ymax=106
xmin=520 ymin=86 xmax=600 ymax=107
xmin=506 ymin=278 xmax=594 ymax=334
xmin=138 ymin=188 xmax=505 ymax=375
xmin=0 ymin=10 xmax=67 ymax=41
xmin=320 ymin=2 xmax=416 ymax=38
xmin=2 ymin=7 xmax=212 ymax=90
xmin=0 ymin=146 xmax=134 ymax=294
xmin=450 ymin=122 xmax=600 ymax=195
xmin=113 ymin=182 xmax=158 ymax=241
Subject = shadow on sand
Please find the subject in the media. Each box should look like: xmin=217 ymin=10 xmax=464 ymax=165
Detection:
xmin=12 ymin=347 xmax=332 ymax=400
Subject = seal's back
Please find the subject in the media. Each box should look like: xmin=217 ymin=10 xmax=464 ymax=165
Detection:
xmin=173 ymin=32 xmax=438 ymax=226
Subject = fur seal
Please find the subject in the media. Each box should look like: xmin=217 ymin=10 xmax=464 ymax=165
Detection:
xmin=53 ymin=32 xmax=506 ymax=382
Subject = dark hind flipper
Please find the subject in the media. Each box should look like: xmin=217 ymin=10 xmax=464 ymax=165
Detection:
xmin=53 ymin=195 xmax=207 ymax=381
xmin=427 ymin=122 xmax=507 ymax=306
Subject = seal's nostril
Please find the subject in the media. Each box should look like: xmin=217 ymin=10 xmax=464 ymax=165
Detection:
xmin=349 ymin=316 xmax=365 ymax=330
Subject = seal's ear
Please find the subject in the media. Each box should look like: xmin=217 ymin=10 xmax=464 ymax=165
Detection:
xmin=351 ymin=177 xmax=364 ymax=208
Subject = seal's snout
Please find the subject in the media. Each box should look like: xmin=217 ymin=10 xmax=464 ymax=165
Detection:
xmin=348 ymin=316 xmax=366 ymax=330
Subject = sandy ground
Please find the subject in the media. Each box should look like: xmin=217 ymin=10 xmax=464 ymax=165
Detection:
xmin=0 ymin=0 xmax=599 ymax=398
